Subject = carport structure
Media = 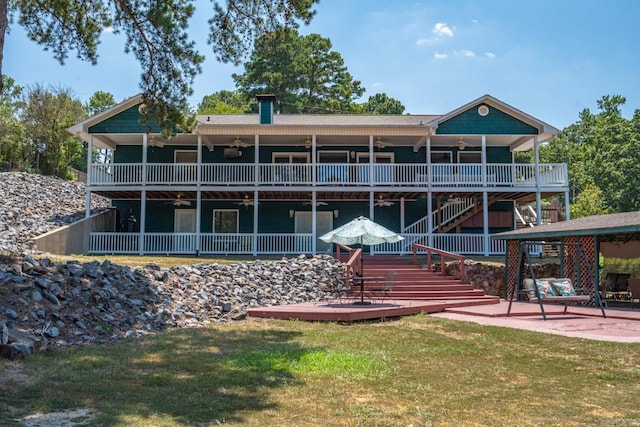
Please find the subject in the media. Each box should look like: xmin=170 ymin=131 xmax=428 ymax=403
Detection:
xmin=494 ymin=210 xmax=640 ymax=305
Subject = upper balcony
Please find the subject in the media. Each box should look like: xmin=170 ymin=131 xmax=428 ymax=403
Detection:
xmin=88 ymin=162 xmax=568 ymax=189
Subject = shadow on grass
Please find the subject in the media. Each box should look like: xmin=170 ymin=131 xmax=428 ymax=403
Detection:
xmin=4 ymin=326 xmax=313 ymax=425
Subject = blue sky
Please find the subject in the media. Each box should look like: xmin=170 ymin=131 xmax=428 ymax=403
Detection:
xmin=4 ymin=0 xmax=639 ymax=129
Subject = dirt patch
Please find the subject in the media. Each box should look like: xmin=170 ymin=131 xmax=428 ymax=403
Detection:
xmin=19 ymin=408 xmax=97 ymax=426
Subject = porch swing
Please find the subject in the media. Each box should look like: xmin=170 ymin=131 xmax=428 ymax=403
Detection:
xmin=507 ymin=241 xmax=606 ymax=320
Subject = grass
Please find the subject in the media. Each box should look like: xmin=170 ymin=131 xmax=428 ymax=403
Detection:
xmin=1 ymin=315 xmax=639 ymax=426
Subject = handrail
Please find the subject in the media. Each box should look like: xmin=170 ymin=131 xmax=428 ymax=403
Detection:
xmin=412 ymin=243 xmax=466 ymax=282
xmin=335 ymin=244 xmax=362 ymax=285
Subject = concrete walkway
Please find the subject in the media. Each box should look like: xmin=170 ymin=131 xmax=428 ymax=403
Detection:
xmin=434 ymin=301 xmax=640 ymax=343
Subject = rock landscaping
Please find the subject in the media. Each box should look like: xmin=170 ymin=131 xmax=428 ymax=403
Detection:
xmin=0 ymin=172 xmax=110 ymax=255
xmin=0 ymin=253 xmax=343 ymax=358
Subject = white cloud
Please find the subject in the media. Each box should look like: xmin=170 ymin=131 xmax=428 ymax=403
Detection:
xmin=416 ymin=38 xmax=431 ymax=46
xmin=434 ymin=52 xmax=448 ymax=60
xmin=432 ymin=22 xmax=454 ymax=38
xmin=371 ymin=82 xmax=384 ymax=88
xmin=103 ymin=26 xmax=115 ymax=34
xmin=461 ymin=50 xmax=476 ymax=57
xmin=471 ymin=19 xmax=479 ymax=24
xmin=485 ymin=52 xmax=496 ymax=59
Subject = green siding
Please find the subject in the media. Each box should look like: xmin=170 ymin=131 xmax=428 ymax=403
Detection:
xmin=437 ymin=104 xmax=538 ymax=135
xmin=259 ymin=100 xmax=272 ymax=124
xmin=89 ymin=105 xmax=162 ymax=134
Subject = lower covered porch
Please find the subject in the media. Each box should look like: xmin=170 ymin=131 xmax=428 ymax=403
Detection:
xmin=89 ymin=188 xmax=557 ymax=256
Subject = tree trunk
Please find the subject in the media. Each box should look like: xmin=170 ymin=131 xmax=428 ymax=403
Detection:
xmin=0 ymin=0 xmax=8 ymax=91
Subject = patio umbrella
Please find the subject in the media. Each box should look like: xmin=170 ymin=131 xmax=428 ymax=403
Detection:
xmin=319 ymin=216 xmax=404 ymax=247
xmin=319 ymin=216 xmax=404 ymax=304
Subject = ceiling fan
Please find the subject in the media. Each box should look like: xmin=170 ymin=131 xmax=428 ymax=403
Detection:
xmin=457 ymin=137 xmax=473 ymax=151
xmin=236 ymin=195 xmax=255 ymax=207
xmin=375 ymin=137 xmax=393 ymax=149
xmin=148 ymin=135 xmax=165 ymax=148
xmin=302 ymin=200 xmax=328 ymax=206
xmin=172 ymin=193 xmax=191 ymax=206
xmin=443 ymin=195 xmax=465 ymax=206
xmin=375 ymin=195 xmax=394 ymax=207
xmin=297 ymin=136 xmax=322 ymax=149
xmin=231 ymin=136 xmax=251 ymax=148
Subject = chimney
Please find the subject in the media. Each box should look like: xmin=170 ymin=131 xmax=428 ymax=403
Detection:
xmin=256 ymin=94 xmax=277 ymax=125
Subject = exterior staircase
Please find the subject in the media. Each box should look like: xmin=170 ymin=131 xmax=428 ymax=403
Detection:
xmin=356 ymin=255 xmax=500 ymax=304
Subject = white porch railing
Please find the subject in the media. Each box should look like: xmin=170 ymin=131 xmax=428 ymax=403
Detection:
xmin=89 ymin=162 xmax=567 ymax=188
xmin=90 ymin=232 xmax=506 ymax=256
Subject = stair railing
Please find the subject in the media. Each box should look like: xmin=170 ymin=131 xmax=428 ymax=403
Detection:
xmin=412 ymin=243 xmax=466 ymax=282
xmin=335 ymin=244 xmax=362 ymax=284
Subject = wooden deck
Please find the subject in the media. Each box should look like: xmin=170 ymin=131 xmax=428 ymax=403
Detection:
xmin=247 ymin=298 xmax=499 ymax=322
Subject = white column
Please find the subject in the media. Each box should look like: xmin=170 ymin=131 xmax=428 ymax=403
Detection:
xmin=254 ymin=134 xmax=259 ymax=186
xmin=85 ymin=135 xmax=93 ymax=218
xmin=196 ymin=135 xmax=202 ymax=254
xmin=140 ymin=133 xmax=148 ymax=255
xmin=426 ymin=135 xmax=434 ymax=247
xmin=139 ymin=190 xmax=146 ymax=255
xmin=482 ymin=135 xmax=489 ymax=255
xmin=369 ymin=135 xmax=374 ymax=186
xmin=533 ymin=135 xmax=541 ymax=225
xmin=312 ymin=191 xmax=317 ymax=254
xmin=400 ymin=197 xmax=405 ymax=255
xmin=253 ymin=189 xmax=259 ymax=256
xmin=312 ymin=135 xmax=317 ymax=186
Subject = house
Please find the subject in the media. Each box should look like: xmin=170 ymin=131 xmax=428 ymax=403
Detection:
xmin=67 ymin=94 xmax=566 ymax=256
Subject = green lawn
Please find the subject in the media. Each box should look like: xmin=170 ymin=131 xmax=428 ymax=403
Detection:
xmin=1 ymin=314 xmax=638 ymax=426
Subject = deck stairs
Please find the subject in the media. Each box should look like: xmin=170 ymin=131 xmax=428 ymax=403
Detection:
xmin=354 ymin=255 xmax=500 ymax=304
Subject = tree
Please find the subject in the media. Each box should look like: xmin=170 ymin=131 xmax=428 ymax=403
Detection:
xmin=1 ymin=0 xmax=318 ymax=134
xmin=197 ymin=90 xmax=252 ymax=114
xmin=21 ymin=85 xmax=86 ymax=178
xmin=84 ymin=91 xmax=117 ymax=116
xmin=233 ymin=29 xmax=365 ymax=113
xmin=361 ymin=93 xmax=405 ymax=115
xmin=0 ymin=75 xmax=26 ymax=168
xmin=541 ymin=95 xmax=640 ymax=215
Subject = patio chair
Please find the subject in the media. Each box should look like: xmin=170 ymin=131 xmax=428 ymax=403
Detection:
xmin=628 ymin=278 xmax=640 ymax=308
xmin=370 ymin=271 xmax=397 ymax=304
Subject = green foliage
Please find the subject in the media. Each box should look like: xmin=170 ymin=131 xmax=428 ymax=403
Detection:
xmin=197 ymin=90 xmax=252 ymax=113
xmin=542 ymin=94 xmax=640 ymax=215
xmin=21 ymin=84 xmax=86 ymax=178
xmin=3 ymin=0 xmax=318 ymax=136
xmin=570 ymin=183 xmax=610 ymax=218
xmin=208 ymin=0 xmax=319 ymax=65
xmin=233 ymin=28 xmax=365 ymax=113
xmin=361 ymin=93 xmax=405 ymax=114
xmin=84 ymin=90 xmax=116 ymax=116
xmin=602 ymin=257 xmax=640 ymax=278
xmin=0 ymin=75 xmax=26 ymax=167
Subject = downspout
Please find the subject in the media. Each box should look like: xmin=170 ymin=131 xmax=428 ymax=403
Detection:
xmin=534 ymin=135 xmax=541 ymax=225
xmin=253 ymin=135 xmax=259 ymax=256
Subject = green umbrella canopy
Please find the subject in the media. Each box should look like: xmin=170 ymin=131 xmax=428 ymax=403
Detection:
xmin=319 ymin=216 xmax=404 ymax=246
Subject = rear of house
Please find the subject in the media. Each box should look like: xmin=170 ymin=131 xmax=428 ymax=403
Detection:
xmin=68 ymin=94 xmax=566 ymax=256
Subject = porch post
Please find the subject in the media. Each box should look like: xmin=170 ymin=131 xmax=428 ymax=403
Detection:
xmin=426 ymin=135 xmax=434 ymax=247
xmin=311 ymin=135 xmax=317 ymax=186
xmin=196 ymin=135 xmax=202 ymax=254
xmin=400 ymin=197 xmax=405 ymax=255
xmin=564 ymin=189 xmax=571 ymax=220
xmin=369 ymin=135 xmax=374 ymax=185
xmin=253 ymin=189 xmax=259 ymax=256
xmin=482 ymin=135 xmax=490 ymax=255
xmin=369 ymin=191 xmax=375 ymax=256
xmin=534 ymin=135 xmax=542 ymax=225
xmin=139 ymin=190 xmax=146 ymax=255
xmin=85 ymin=135 xmax=93 ymax=218
xmin=140 ymin=133 xmax=148 ymax=255
xmin=312 ymin=191 xmax=317 ymax=254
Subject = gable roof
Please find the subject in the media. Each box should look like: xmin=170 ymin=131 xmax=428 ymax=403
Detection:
xmin=428 ymin=94 xmax=559 ymax=147
xmin=494 ymin=211 xmax=640 ymax=241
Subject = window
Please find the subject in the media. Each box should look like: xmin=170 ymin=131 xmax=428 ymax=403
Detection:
xmin=430 ymin=151 xmax=452 ymax=163
xmin=213 ymin=210 xmax=239 ymax=233
xmin=175 ymin=150 xmax=197 ymax=163
xmin=272 ymin=153 xmax=309 ymax=163
xmin=458 ymin=152 xmax=482 ymax=163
